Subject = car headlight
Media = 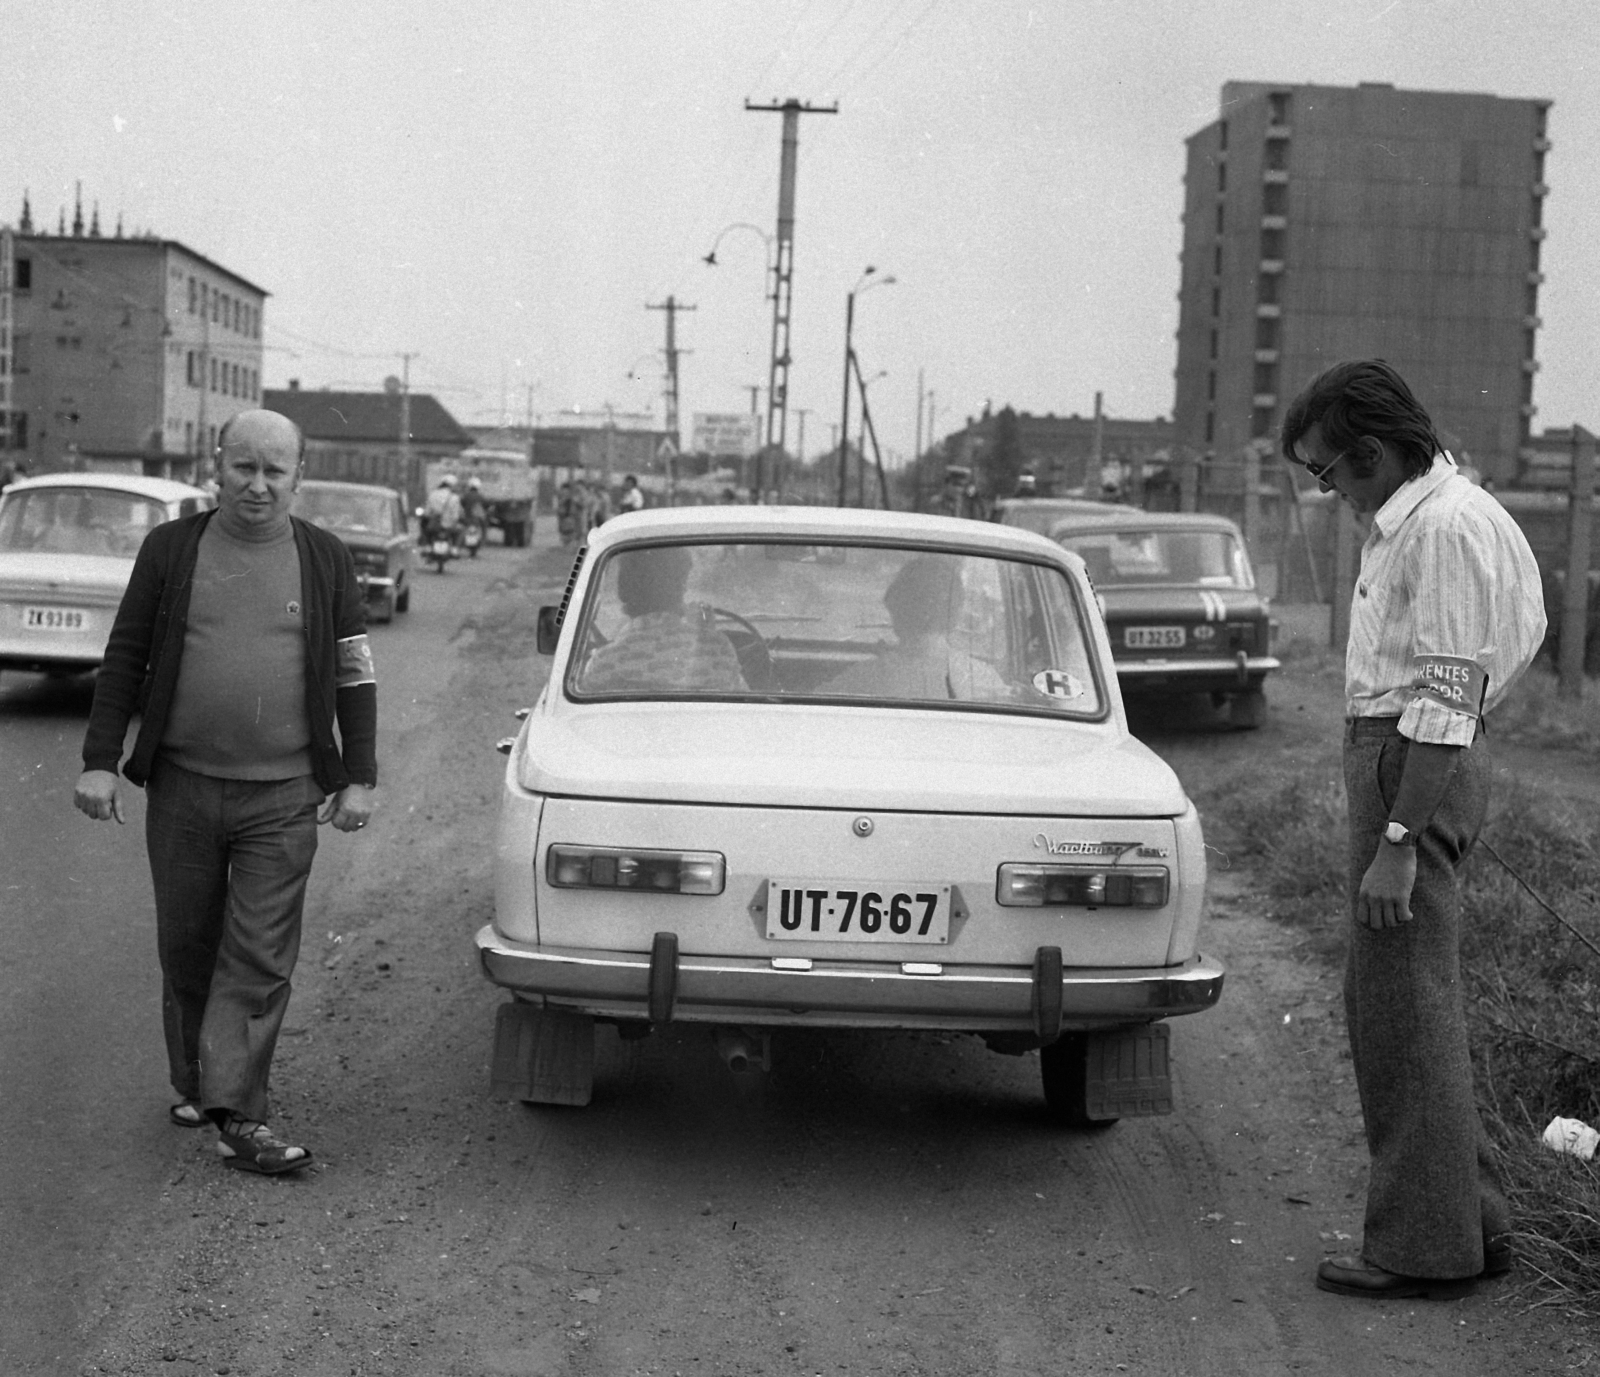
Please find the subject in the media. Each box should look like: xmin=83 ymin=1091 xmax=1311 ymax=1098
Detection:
xmin=996 ymin=864 xmax=1168 ymax=908
xmin=545 ymin=845 xmax=725 ymax=896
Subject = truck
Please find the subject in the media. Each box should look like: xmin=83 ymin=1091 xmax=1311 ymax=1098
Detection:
xmin=425 ymin=449 xmax=537 ymax=547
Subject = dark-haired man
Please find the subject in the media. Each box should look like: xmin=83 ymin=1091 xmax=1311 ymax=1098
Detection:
xmin=74 ymin=409 xmax=378 ymax=1175
xmin=1280 ymin=360 xmax=1544 ymax=1298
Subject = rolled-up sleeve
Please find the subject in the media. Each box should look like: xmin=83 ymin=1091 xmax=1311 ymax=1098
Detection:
xmin=1398 ymin=521 xmax=1493 ymax=746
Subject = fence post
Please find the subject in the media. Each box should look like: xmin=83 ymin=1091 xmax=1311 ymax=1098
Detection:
xmin=1558 ymin=424 xmax=1596 ymax=699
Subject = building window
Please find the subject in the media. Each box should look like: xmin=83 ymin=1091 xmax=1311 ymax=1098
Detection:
xmin=1213 ymin=244 xmax=1222 ymax=276
xmin=1254 ymin=361 xmax=1277 ymax=393
xmin=12 ymin=332 xmax=29 ymax=373
xmin=1209 ymin=328 xmax=1218 ymax=361
xmin=1263 ymin=182 xmax=1287 ymax=216
xmin=1217 ymin=161 xmax=1227 ymax=192
xmin=186 ymin=350 xmax=195 ymax=386
xmin=1215 ymin=204 xmax=1225 ymax=234
xmin=1265 ymin=137 xmax=1289 ymax=172
xmin=12 ymin=412 xmax=27 ymax=449
xmin=1268 ymin=91 xmax=1291 ymax=126
xmin=1261 ymin=227 xmax=1286 ymax=261
xmin=1204 ymin=411 xmax=1215 ymax=443
xmin=1255 ymin=317 xmax=1279 ymax=350
xmin=1211 ymin=286 xmax=1221 ymax=317
xmin=1219 ymin=120 xmax=1228 ymax=151
xmin=188 ymin=277 xmax=196 ymax=314
xmin=1251 ymin=407 xmax=1276 ymax=438
xmin=1257 ymin=273 xmax=1279 ymax=305
xmin=14 ymin=257 xmax=30 ymax=292
xmin=185 ymin=421 xmax=194 ymax=453
xmin=1207 ymin=370 xmax=1217 ymax=401
xmin=1530 ymin=194 xmax=1543 ymax=229
xmin=209 ymin=424 xmax=217 ymax=454
xmin=210 ymin=358 xmax=218 ymax=391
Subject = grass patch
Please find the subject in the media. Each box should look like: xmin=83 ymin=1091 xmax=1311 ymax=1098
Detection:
xmin=1485 ymin=660 xmax=1600 ymax=754
xmin=1198 ymin=762 xmax=1600 ymax=1318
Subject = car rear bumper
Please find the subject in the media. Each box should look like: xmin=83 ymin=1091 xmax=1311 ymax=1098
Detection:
xmin=356 ymin=572 xmax=397 ymax=593
xmin=474 ymin=924 xmax=1225 ymax=1032
xmin=1116 ymin=655 xmax=1279 ymax=689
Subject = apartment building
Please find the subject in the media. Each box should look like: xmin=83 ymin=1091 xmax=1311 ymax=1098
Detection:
xmin=1 ymin=197 xmax=267 ymax=477
xmin=1174 ymin=82 xmax=1551 ymax=485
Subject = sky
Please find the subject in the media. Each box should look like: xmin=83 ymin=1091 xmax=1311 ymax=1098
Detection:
xmin=6 ymin=0 xmax=1596 ymax=466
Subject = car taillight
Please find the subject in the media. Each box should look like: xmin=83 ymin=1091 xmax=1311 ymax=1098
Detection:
xmin=545 ymin=845 xmax=725 ymax=896
xmin=996 ymin=864 xmax=1168 ymax=909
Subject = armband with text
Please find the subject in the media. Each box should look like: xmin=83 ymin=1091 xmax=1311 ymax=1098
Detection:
xmin=336 ymin=633 xmax=376 ymax=688
xmin=1409 ymin=653 xmax=1487 ymax=717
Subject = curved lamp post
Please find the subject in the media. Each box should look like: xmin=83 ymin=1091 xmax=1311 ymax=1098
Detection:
xmin=837 ymin=268 xmax=896 ymax=506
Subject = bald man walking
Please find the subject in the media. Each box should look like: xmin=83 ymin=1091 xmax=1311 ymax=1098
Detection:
xmin=75 ymin=410 xmax=379 ymax=1174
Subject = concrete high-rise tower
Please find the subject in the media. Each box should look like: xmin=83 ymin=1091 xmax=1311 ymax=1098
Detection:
xmin=1174 ymin=82 xmax=1551 ymax=484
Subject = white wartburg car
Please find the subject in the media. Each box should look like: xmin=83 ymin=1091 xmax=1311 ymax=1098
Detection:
xmin=478 ymin=507 xmax=1223 ymax=1124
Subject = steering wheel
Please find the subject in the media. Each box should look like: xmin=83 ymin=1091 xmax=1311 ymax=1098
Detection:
xmin=705 ymin=605 xmax=779 ymax=692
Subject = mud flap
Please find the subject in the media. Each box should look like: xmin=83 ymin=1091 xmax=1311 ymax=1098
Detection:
xmin=489 ymin=1002 xmax=594 ymax=1106
xmin=1083 ymin=1023 xmax=1172 ymax=1120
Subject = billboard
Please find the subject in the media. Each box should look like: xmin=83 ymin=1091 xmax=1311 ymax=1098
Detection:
xmin=692 ymin=412 xmax=760 ymax=458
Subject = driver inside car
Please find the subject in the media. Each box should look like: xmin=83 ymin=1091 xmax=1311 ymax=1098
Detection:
xmin=577 ymin=545 xmax=749 ymax=694
xmin=825 ymin=554 xmax=1011 ymax=702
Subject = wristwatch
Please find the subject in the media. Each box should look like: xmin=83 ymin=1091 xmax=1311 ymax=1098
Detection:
xmin=1383 ymin=820 xmax=1418 ymax=847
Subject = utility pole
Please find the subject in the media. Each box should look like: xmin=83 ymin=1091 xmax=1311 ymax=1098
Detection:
xmin=647 ymin=295 xmax=694 ymax=502
xmin=398 ymin=352 xmax=417 ymax=494
xmin=745 ymin=97 xmax=838 ymax=497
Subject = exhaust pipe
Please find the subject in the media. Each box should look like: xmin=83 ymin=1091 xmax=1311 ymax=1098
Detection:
xmin=713 ymin=1027 xmax=771 ymax=1074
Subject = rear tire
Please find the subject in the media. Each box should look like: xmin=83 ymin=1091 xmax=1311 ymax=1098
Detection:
xmin=373 ymin=590 xmax=396 ymax=624
xmin=1229 ymin=685 xmax=1267 ymax=730
xmin=395 ymin=580 xmax=410 ymax=614
xmin=1040 ymin=1034 xmax=1118 ymax=1128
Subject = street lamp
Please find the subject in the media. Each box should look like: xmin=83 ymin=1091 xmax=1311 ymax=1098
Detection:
xmin=856 ymin=368 xmax=887 ymax=508
xmin=838 ymin=267 xmax=896 ymax=506
xmin=701 ymin=222 xmax=774 ymax=274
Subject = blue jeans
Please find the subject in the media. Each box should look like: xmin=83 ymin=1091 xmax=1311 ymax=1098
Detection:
xmin=144 ymin=759 xmax=323 ymax=1122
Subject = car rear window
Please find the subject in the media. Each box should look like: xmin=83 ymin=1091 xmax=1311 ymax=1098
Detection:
xmin=293 ymin=487 xmax=399 ymax=537
xmin=1053 ymin=528 xmax=1253 ymax=589
xmin=0 ymin=487 xmax=169 ymax=558
xmin=566 ymin=541 xmax=1104 ymax=717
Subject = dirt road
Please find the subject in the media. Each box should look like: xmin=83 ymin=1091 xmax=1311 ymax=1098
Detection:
xmin=4 ymin=537 xmax=1589 ymax=1376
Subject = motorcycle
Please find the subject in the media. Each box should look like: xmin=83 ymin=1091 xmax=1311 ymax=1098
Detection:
xmin=462 ymin=518 xmax=485 ymax=558
xmin=420 ymin=515 xmax=459 ymax=573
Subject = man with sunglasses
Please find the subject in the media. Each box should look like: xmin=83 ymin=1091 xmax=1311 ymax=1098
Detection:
xmin=1280 ymin=360 xmax=1545 ymax=1300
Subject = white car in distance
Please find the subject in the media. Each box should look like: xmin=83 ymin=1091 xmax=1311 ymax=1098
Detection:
xmin=478 ymin=507 xmax=1223 ymax=1124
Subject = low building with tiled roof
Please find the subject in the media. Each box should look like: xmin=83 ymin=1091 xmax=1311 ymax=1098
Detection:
xmin=264 ymin=382 xmax=473 ymax=507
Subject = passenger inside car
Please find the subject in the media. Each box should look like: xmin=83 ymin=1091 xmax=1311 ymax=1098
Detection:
xmin=824 ymin=555 xmax=1011 ymax=702
xmin=575 ymin=545 xmax=750 ymax=694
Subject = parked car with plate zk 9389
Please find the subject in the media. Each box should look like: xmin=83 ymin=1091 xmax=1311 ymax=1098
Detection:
xmin=478 ymin=507 xmax=1223 ymax=1123
xmin=0 ymin=473 xmax=213 ymax=677
xmin=1047 ymin=510 xmax=1280 ymax=729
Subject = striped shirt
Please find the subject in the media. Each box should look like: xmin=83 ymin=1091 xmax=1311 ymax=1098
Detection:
xmin=1346 ymin=453 xmax=1546 ymax=746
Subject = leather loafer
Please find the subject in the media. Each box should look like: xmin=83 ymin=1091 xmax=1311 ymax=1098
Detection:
xmin=1316 ymin=1255 xmax=1476 ymax=1300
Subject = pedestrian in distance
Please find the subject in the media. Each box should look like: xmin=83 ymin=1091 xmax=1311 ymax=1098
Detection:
xmin=73 ymin=408 xmax=379 ymax=1176
xmin=1280 ymin=359 xmax=1545 ymax=1299
xmin=618 ymin=473 xmax=645 ymax=514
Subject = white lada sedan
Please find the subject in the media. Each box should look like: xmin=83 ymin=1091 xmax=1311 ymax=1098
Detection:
xmin=478 ymin=507 xmax=1223 ymax=1124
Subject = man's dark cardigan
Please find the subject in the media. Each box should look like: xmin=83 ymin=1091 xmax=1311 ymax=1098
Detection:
xmin=82 ymin=511 xmax=377 ymax=793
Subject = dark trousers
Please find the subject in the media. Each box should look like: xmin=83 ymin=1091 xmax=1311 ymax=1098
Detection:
xmin=1342 ymin=718 xmax=1507 ymax=1279
xmin=144 ymin=759 xmax=323 ymax=1122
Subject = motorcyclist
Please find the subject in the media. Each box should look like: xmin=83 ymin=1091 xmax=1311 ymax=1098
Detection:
xmin=460 ymin=477 xmax=488 ymax=555
xmin=423 ymin=474 xmax=464 ymax=545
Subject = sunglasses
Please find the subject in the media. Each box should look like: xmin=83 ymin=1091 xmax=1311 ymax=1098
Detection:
xmin=1289 ymin=447 xmax=1345 ymax=484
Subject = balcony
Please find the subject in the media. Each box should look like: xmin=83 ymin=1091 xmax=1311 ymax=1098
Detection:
xmin=1522 ymin=358 xmax=1541 ymax=373
xmin=1527 ymin=271 xmax=1546 ymax=285
xmin=1534 ymin=137 xmax=1553 ymax=152
xmin=1260 ymin=215 xmax=1288 ymax=230
xmin=1266 ymin=122 xmax=1292 ymax=139
xmin=1255 ymin=303 xmax=1281 ymax=318
xmin=1262 ymin=169 xmax=1289 ymax=184
xmin=1254 ymin=349 xmax=1280 ymax=364
xmin=1524 ymin=314 xmax=1543 ymax=329
xmin=1259 ymin=258 xmax=1285 ymax=274
xmin=1253 ymin=393 xmax=1278 ymax=409
xmin=1529 ymin=226 xmax=1548 ymax=240
xmin=1531 ymin=182 xmax=1549 ymax=197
